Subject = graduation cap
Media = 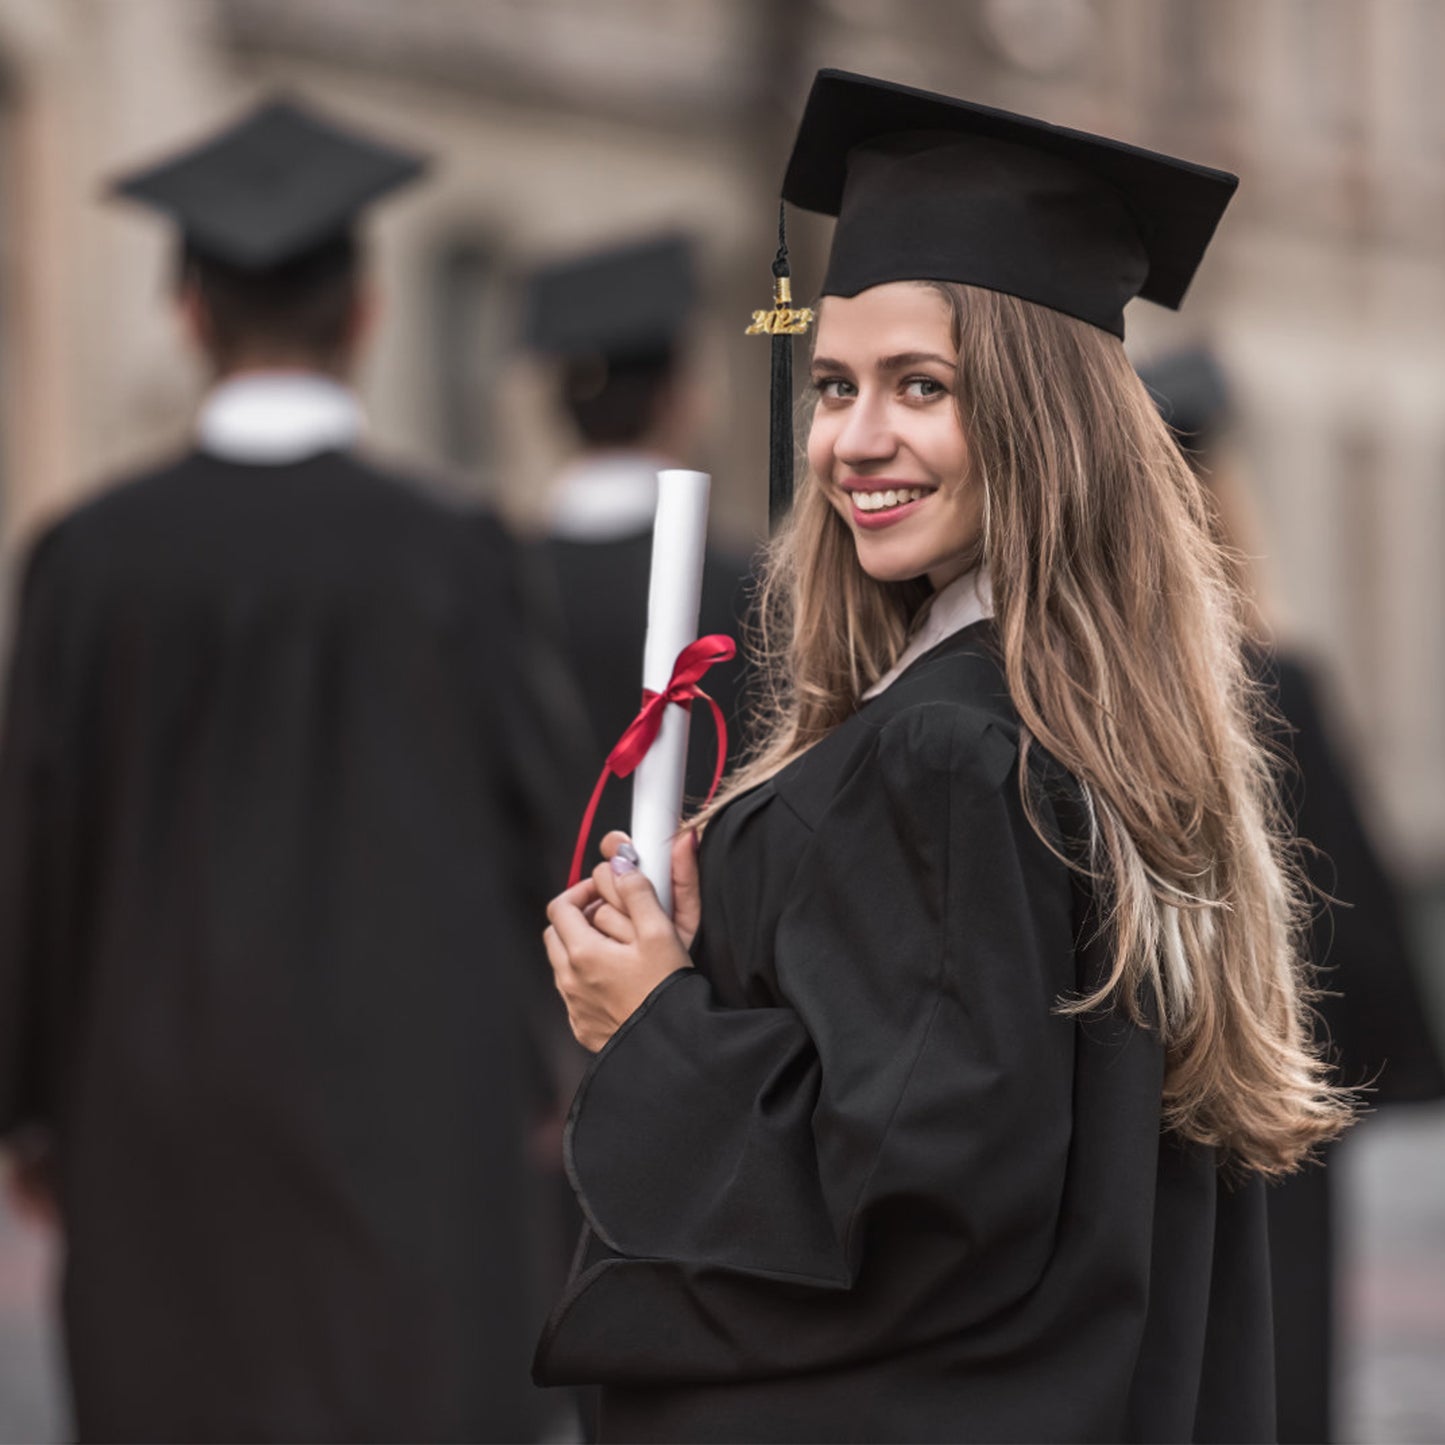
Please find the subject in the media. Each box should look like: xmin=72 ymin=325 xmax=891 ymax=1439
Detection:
xmin=754 ymin=69 xmax=1239 ymax=523
xmin=522 ymin=233 xmax=698 ymax=364
xmin=1136 ymin=347 xmax=1233 ymax=450
xmin=111 ymin=97 xmax=428 ymax=273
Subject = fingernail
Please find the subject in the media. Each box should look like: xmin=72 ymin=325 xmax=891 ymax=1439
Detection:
xmin=612 ymin=841 xmax=640 ymax=875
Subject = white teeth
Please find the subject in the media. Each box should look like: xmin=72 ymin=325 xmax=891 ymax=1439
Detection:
xmin=852 ymin=486 xmax=929 ymax=512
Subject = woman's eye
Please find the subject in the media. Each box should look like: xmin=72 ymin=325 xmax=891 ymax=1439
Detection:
xmin=903 ymin=376 xmax=947 ymax=400
xmin=813 ymin=377 xmax=855 ymax=401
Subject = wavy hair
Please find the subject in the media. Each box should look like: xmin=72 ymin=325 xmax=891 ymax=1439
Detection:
xmin=700 ymin=282 xmax=1351 ymax=1174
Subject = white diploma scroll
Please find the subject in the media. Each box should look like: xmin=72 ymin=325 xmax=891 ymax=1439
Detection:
xmin=630 ymin=468 xmax=711 ymax=916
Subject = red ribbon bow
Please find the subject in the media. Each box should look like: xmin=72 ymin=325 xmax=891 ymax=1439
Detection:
xmin=567 ymin=633 xmax=737 ymax=887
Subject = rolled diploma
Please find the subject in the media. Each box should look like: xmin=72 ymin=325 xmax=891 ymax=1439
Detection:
xmin=630 ymin=468 xmax=711 ymax=916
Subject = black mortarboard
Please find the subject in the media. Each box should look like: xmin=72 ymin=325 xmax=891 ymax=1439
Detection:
xmin=523 ymin=234 xmax=698 ymax=363
xmin=782 ymin=69 xmax=1239 ymax=341
xmin=111 ymin=98 xmax=427 ymax=271
xmin=1137 ymin=347 xmax=1233 ymax=448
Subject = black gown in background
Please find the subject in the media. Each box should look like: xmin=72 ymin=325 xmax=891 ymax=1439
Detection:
xmin=1263 ymin=652 xmax=1445 ymax=1444
xmin=0 ymin=448 xmax=577 ymax=1443
xmin=535 ymin=622 xmax=1275 ymax=1444
xmin=1268 ymin=655 xmax=1445 ymax=1105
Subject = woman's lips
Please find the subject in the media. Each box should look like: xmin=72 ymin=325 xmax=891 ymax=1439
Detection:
xmin=844 ymin=483 xmax=936 ymax=531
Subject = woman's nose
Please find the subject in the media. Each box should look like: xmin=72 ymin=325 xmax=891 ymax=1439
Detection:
xmin=833 ymin=394 xmax=898 ymax=468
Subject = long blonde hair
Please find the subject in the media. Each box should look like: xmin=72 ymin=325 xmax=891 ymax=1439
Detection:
xmin=704 ymin=282 xmax=1351 ymax=1175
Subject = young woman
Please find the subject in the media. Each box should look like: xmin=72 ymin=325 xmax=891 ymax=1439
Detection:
xmin=538 ymin=71 xmax=1351 ymax=1443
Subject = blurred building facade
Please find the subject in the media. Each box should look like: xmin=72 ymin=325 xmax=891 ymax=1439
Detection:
xmin=0 ymin=0 xmax=1441 ymax=881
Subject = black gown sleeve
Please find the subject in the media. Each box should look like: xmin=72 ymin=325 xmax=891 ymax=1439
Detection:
xmin=0 ymin=528 xmax=69 ymax=1136
xmin=535 ymin=703 xmax=1084 ymax=1383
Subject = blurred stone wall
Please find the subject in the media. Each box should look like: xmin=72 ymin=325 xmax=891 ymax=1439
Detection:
xmin=0 ymin=0 xmax=1441 ymax=871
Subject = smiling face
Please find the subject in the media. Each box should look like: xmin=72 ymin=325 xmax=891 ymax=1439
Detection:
xmin=807 ymin=282 xmax=982 ymax=589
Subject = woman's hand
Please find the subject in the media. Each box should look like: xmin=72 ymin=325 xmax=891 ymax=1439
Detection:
xmin=655 ymin=828 xmax=703 ymax=952
xmin=543 ymin=831 xmax=699 ymax=1052
xmin=593 ymin=829 xmax=704 ymax=951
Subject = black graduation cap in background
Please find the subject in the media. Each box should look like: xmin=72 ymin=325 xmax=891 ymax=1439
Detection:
xmin=757 ymin=69 xmax=1239 ymax=523
xmin=1136 ymin=347 xmax=1233 ymax=449
xmin=111 ymin=97 xmax=428 ymax=271
xmin=522 ymin=233 xmax=698 ymax=364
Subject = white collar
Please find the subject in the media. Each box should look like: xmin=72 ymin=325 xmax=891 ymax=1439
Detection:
xmin=196 ymin=371 xmax=364 ymax=464
xmin=863 ymin=566 xmax=994 ymax=700
xmin=546 ymin=453 xmax=665 ymax=542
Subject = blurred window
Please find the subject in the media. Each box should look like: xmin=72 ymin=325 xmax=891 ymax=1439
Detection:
xmin=1289 ymin=0 xmax=1365 ymax=147
xmin=429 ymin=235 xmax=508 ymax=496
xmin=1160 ymin=0 xmax=1216 ymax=115
xmin=1337 ymin=421 xmax=1384 ymax=703
xmin=1408 ymin=0 xmax=1445 ymax=160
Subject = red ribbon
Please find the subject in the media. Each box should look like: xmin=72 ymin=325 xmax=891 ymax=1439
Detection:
xmin=568 ymin=633 xmax=738 ymax=887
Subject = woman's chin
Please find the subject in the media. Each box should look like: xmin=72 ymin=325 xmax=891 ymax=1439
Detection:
xmin=852 ymin=539 xmax=929 ymax=585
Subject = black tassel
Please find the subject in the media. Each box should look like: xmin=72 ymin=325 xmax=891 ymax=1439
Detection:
xmin=747 ymin=202 xmax=813 ymax=533
xmin=768 ymin=333 xmax=793 ymax=530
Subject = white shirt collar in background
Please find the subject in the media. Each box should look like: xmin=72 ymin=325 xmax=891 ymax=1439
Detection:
xmin=197 ymin=372 xmax=364 ymax=464
xmin=546 ymin=453 xmax=665 ymax=542
xmin=863 ymin=566 xmax=994 ymax=699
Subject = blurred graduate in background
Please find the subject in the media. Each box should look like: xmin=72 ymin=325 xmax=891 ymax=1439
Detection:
xmin=0 ymin=98 xmax=578 ymax=1443
xmin=1141 ymin=347 xmax=1445 ymax=1445
xmin=523 ymin=234 xmax=754 ymax=847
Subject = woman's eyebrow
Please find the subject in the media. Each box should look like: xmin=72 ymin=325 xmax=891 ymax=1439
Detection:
xmin=877 ymin=351 xmax=956 ymax=370
xmin=810 ymin=351 xmax=956 ymax=374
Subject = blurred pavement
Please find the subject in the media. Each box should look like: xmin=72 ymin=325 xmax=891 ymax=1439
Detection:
xmin=1339 ymin=1103 xmax=1445 ymax=1445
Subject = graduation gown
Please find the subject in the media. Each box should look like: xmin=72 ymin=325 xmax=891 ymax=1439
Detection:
xmin=1261 ymin=651 xmax=1445 ymax=1444
xmin=0 ymin=446 xmax=575 ymax=1443
xmin=1267 ymin=654 xmax=1445 ymax=1106
xmin=534 ymin=622 xmax=1275 ymax=1444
